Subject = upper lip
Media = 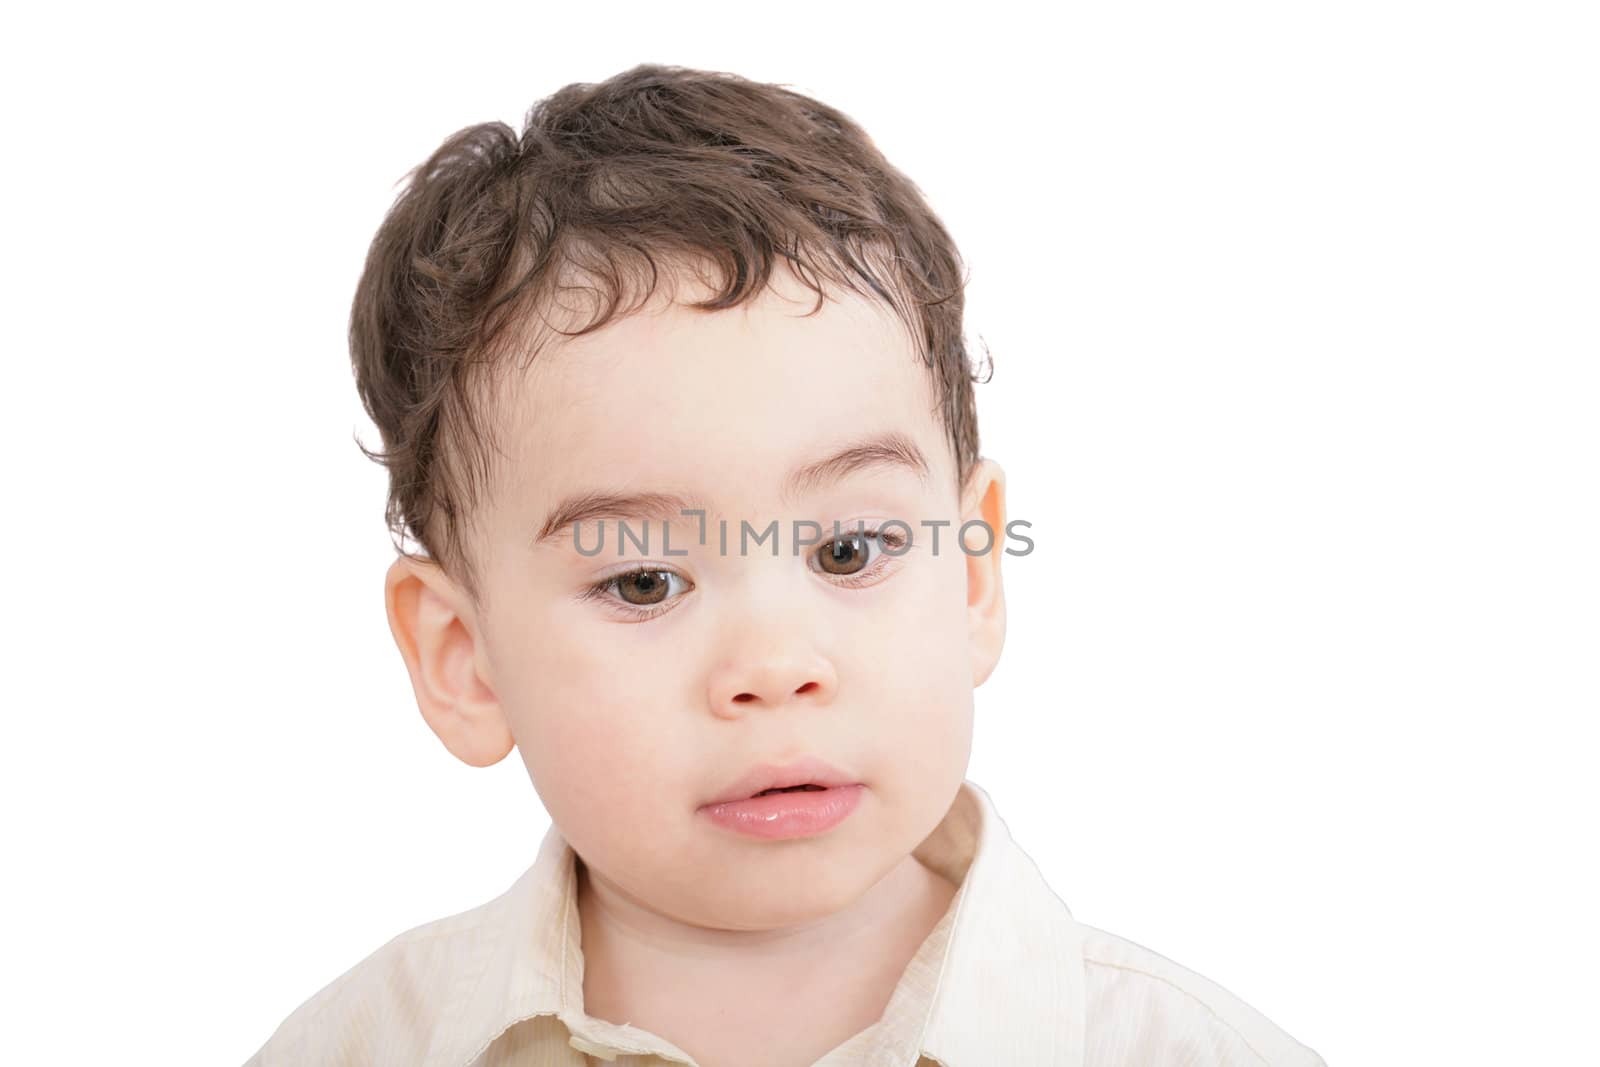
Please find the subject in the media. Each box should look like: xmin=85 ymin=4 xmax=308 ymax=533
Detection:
xmin=703 ymin=756 xmax=859 ymax=806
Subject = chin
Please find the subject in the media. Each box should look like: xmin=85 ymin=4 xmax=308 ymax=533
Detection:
xmin=724 ymin=886 xmax=864 ymax=930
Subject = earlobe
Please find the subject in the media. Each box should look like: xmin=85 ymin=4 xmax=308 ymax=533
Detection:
xmin=384 ymin=556 xmax=515 ymax=767
xmin=962 ymin=459 xmax=1008 ymax=688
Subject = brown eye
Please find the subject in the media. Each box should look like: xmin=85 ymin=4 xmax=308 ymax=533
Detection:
xmin=615 ymin=569 xmax=674 ymax=605
xmin=818 ymin=533 xmax=872 ymax=576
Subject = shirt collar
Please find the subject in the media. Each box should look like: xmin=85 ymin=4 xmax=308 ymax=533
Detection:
xmin=916 ymin=781 xmax=1086 ymax=1066
xmin=426 ymin=779 xmax=1085 ymax=1066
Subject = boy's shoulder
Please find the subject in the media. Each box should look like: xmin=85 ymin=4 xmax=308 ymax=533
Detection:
xmin=243 ymin=878 xmax=526 ymax=1067
xmin=918 ymin=780 xmax=1327 ymax=1066
xmin=1074 ymin=920 xmax=1328 ymax=1067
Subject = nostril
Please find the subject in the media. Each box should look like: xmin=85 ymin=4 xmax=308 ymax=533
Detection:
xmin=795 ymin=681 xmax=819 ymax=695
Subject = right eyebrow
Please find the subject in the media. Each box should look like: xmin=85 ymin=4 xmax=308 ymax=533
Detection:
xmin=532 ymin=491 xmax=708 ymax=547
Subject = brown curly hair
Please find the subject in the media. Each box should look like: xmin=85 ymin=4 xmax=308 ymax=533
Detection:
xmin=349 ymin=63 xmax=990 ymax=608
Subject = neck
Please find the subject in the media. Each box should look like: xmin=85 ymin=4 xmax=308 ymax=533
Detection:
xmin=575 ymin=849 xmax=958 ymax=1057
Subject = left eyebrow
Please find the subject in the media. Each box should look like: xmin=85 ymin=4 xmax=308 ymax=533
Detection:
xmin=530 ymin=430 xmax=933 ymax=549
xmin=780 ymin=430 xmax=932 ymax=502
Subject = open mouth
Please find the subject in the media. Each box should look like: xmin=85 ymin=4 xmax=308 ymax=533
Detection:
xmin=752 ymin=784 xmax=827 ymax=798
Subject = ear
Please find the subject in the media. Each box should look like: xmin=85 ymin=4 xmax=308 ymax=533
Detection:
xmin=384 ymin=555 xmax=515 ymax=768
xmin=961 ymin=458 xmax=1008 ymax=687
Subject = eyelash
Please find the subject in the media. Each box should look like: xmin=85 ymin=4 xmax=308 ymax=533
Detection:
xmin=579 ymin=526 xmax=909 ymax=622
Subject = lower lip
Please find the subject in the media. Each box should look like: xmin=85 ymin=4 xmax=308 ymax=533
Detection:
xmin=699 ymin=784 xmax=865 ymax=840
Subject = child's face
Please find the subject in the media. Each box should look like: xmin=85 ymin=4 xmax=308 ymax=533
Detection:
xmin=392 ymin=261 xmax=1007 ymax=931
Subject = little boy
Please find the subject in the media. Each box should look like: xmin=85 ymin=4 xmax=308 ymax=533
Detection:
xmin=246 ymin=64 xmax=1326 ymax=1066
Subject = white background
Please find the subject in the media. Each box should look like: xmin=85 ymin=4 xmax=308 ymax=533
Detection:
xmin=3 ymin=2 xmax=1595 ymax=1064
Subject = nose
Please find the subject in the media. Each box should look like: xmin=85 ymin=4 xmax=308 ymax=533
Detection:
xmin=706 ymin=632 xmax=838 ymax=720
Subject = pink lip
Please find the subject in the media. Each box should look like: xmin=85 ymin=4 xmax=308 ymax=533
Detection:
xmin=703 ymin=756 xmax=860 ymax=807
xmin=697 ymin=757 xmax=865 ymax=841
xmin=699 ymin=784 xmax=865 ymax=840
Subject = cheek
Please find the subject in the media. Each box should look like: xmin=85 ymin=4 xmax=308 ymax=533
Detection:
xmin=511 ymin=647 xmax=705 ymax=886
xmin=859 ymin=547 xmax=976 ymax=754
xmin=898 ymin=538 xmax=975 ymax=675
xmin=491 ymin=607 xmax=690 ymax=813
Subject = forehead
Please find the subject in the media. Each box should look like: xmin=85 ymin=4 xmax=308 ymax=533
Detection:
xmin=492 ymin=264 xmax=948 ymax=516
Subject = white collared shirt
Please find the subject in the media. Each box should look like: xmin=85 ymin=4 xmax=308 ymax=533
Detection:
xmin=245 ymin=780 xmax=1326 ymax=1066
